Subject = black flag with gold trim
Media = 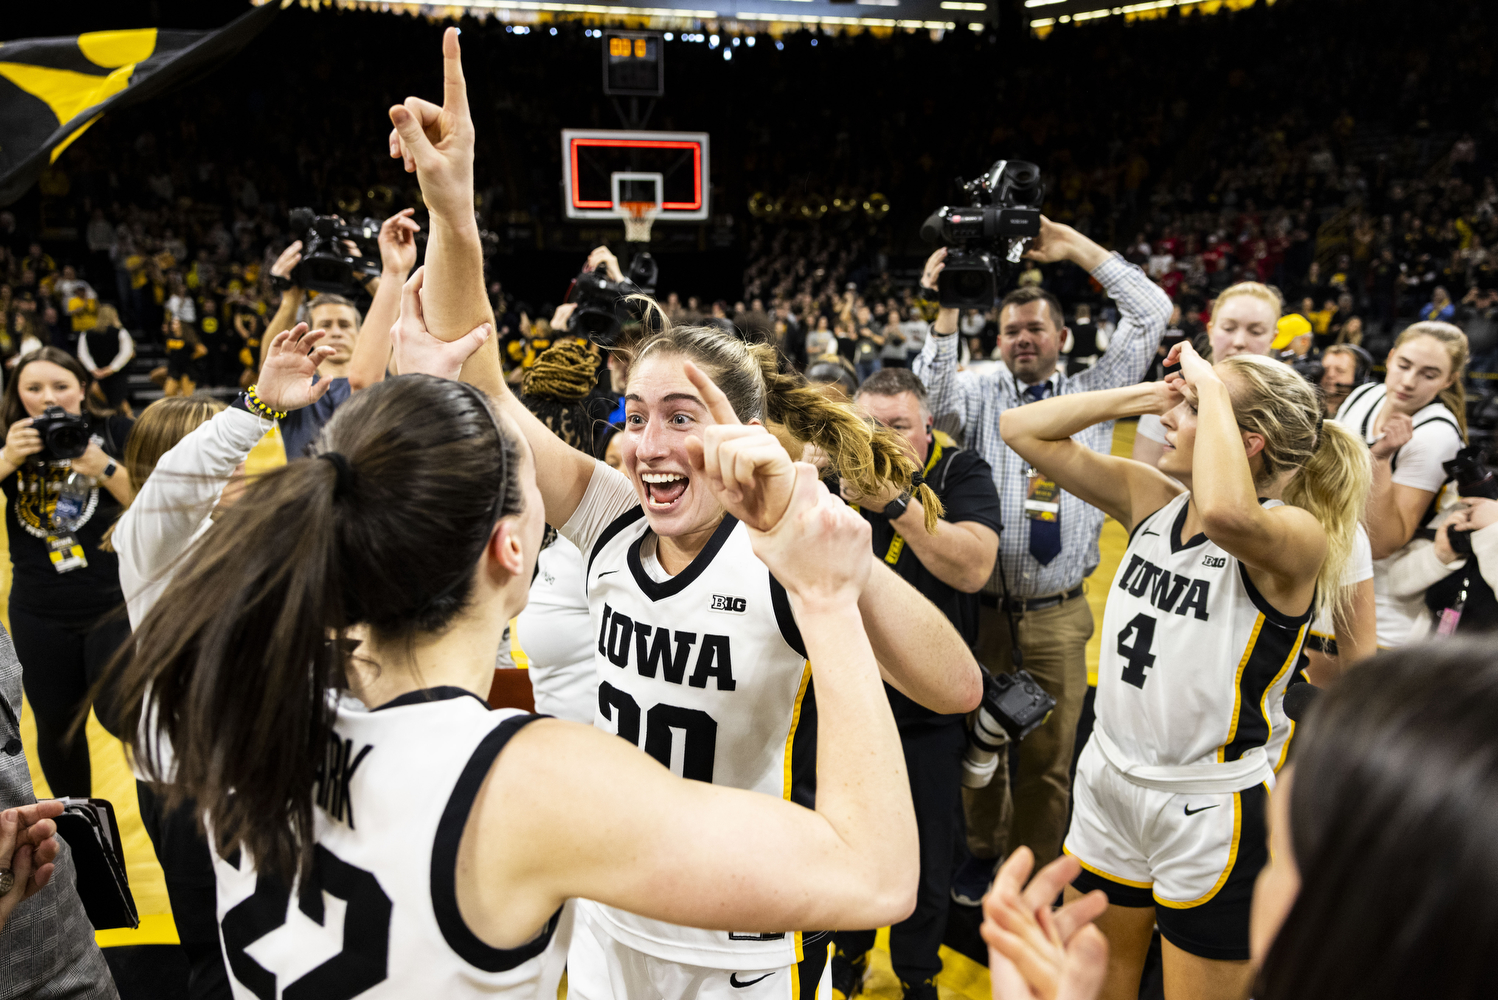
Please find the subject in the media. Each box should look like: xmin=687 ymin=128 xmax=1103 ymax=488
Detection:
xmin=0 ymin=4 xmax=276 ymax=206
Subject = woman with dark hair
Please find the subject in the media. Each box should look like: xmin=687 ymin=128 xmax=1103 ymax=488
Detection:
xmin=983 ymin=638 xmax=1498 ymax=1000
xmin=0 ymin=347 xmax=133 ymax=796
xmin=113 ymin=354 xmax=921 ymax=998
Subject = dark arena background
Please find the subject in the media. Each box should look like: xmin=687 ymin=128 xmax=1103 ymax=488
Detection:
xmin=2 ymin=0 xmax=1497 ymax=998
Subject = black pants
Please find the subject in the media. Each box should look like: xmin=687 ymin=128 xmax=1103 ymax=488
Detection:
xmin=9 ymin=602 xmax=131 ymax=797
xmin=137 ymin=782 xmax=233 ymax=1000
xmin=836 ymin=718 xmax=967 ymax=985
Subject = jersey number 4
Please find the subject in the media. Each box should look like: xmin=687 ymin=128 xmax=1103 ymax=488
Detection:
xmin=221 ymin=844 xmax=391 ymax=1000
xmin=1116 ymin=613 xmax=1158 ymax=689
xmin=599 ymin=680 xmax=718 ymax=781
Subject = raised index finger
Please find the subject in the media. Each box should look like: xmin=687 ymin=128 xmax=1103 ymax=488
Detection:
xmin=442 ymin=27 xmax=469 ymax=118
xmin=683 ymin=361 xmax=741 ymax=426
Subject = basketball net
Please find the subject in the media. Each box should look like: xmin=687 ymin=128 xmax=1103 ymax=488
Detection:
xmin=621 ymin=201 xmax=658 ymax=243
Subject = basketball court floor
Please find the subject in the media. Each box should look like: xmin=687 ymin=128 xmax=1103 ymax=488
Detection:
xmin=6 ymin=418 xmax=1138 ymax=998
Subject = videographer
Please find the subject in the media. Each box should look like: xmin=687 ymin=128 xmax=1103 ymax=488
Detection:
xmin=832 ymin=367 xmax=1001 ymax=1000
xmin=260 ymin=209 xmax=420 ymax=459
xmin=914 ymin=216 xmax=1170 ymax=903
xmin=0 ymin=348 xmax=133 ymax=798
xmin=1318 ymin=343 xmax=1373 ymax=417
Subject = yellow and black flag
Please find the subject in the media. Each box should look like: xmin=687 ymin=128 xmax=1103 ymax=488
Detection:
xmin=0 ymin=4 xmax=276 ymax=205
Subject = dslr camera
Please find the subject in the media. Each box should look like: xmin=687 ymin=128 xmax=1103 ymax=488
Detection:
xmin=1443 ymin=445 xmax=1498 ymax=557
xmin=961 ymin=668 xmax=1057 ymax=789
xmin=285 ymin=208 xmax=382 ymax=295
xmin=921 ymin=160 xmax=1045 ymax=309
xmin=31 ymin=405 xmax=90 ymax=461
xmin=564 ymin=253 xmax=657 ymax=348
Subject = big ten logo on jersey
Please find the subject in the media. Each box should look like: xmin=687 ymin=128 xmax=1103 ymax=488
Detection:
xmin=312 ymin=733 xmax=373 ymax=829
xmin=710 ymin=594 xmax=747 ymax=614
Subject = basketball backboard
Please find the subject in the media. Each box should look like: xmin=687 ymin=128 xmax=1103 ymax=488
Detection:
xmin=562 ymin=129 xmax=710 ymax=222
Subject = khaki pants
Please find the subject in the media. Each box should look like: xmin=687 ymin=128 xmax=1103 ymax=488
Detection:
xmin=962 ymin=590 xmax=1093 ymax=868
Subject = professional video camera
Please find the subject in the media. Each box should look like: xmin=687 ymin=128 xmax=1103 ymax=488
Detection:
xmin=285 ymin=208 xmax=382 ymax=295
xmin=564 ymin=253 xmax=657 ymax=347
xmin=1444 ymin=445 xmax=1498 ymax=557
xmin=961 ymin=668 xmax=1056 ymax=789
xmin=31 ymin=405 xmax=90 ymax=461
xmin=921 ymin=160 xmax=1045 ymax=309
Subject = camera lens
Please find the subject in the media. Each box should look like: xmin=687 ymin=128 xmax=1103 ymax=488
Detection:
xmin=49 ymin=426 xmax=89 ymax=460
xmin=949 ymin=269 xmax=992 ymax=303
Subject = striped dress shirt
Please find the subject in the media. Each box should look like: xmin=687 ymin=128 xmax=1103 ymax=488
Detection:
xmin=913 ymin=252 xmax=1172 ymax=599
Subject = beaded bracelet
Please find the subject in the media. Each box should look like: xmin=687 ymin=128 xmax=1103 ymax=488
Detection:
xmin=242 ymin=384 xmax=288 ymax=421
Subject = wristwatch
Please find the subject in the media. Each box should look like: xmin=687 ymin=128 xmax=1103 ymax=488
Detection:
xmin=883 ymin=494 xmax=910 ymax=520
xmin=103 ymin=461 xmax=118 ymax=479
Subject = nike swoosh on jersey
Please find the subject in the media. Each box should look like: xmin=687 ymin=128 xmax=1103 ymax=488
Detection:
xmin=596 ymin=569 xmax=619 ymax=578
xmin=1183 ymin=804 xmax=1220 ymax=816
xmin=730 ymin=973 xmax=774 ymax=988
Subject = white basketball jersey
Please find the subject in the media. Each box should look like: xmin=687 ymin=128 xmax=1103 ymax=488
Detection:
xmin=212 ymin=690 xmax=571 ymax=1000
xmin=1095 ymin=493 xmax=1310 ymax=789
xmin=580 ymin=509 xmax=817 ymax=969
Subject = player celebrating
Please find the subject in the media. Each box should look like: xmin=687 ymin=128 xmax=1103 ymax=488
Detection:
xmin=999 ymin=340 xmax=1367 ymax=999
xmin=377 ymin=29 xmax=980 ymax=998
xmin=111 ymin=365 xmax=923 ymax=999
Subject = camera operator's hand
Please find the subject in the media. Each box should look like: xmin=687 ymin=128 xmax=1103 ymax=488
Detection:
xmin=585 ymin=246 xmax=625 ymax=284
xmin=68 ymin=438 xmax=117 ymax=479
xmin=378 ymin=208 xmax=421 ymax=278
xmin=257 ymin=323 xmax=339 ymax=412
xmin=1022 ymin=216 xmax=1110 ymax=273
xmin=389 ymin=266 xmax=491 ymax=381
xmin=1447 ymin=497 xmax=1498 ymax=536
xmin=550 ymin=302 xmax=578 ymax=330
xmin=922 ymin=248 xmax=961 ymax=336
xmin=2 ymin=418 xmax=42 ymax=469
xmin=1370 ymin=412 xmax=1413 ymax=461
xmin=387 ymin=27 xmax=475 ymax=224
xmin=270 ymin=241 xmax=303 ymax=292
xmin=1434 ymin=517 xmax=1464 ymax=565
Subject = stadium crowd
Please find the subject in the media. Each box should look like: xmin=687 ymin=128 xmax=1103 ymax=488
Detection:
xmin=2 ymin=3 xmax=1498 ymax=1000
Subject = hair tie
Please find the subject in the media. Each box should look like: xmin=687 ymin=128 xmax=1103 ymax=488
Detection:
xmin=319 ymin=451 xmax=354 ymax=499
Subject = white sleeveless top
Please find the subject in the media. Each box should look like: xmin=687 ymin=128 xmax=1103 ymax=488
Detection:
xmin=1094 ymin=493 xmax=1311 ymax=793
xmin=562 ymin=462 xmax=816 ymax=969
xmin=211 ymin=690 xmax=570 ymax=999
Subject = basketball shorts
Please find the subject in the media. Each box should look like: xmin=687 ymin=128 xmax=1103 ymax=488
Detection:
xmin=1062 ymin=739 xmax=1269 ymax=961
xmin=568 ymin=901 xmax=832 ymax=1000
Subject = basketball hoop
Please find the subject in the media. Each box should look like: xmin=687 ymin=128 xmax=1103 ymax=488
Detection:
xmin=621 ymin=201 xmax=658 ymax=243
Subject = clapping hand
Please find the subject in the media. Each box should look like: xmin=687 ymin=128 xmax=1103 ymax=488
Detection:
xmin=388 ymin=28 xmax=476 ymax=223
xmin=983 ymin=849 xmax=1109 ymax=1000
xmin=388 ymin=266 xmax=491 ymax=381
xmin=256 ymin=324 xmax=338 ymax=413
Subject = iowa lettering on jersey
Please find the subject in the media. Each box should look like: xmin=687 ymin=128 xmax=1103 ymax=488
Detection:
xmin=312 ymin=734 xmax=373 ymax=829
xmin=597 ymin=603 xmax=738 ymax=691
xmin=1117 ymin=554 xmax=1211 ymax=621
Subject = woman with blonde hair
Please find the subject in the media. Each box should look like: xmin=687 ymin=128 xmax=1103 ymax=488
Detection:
xmin=78 ymin=303 xmax=136 ymax=413
xmin=1333 ymin=321 xmax=1468 ymax=648
xmin=1000 ymin=338 xmax=1369 ymax=1000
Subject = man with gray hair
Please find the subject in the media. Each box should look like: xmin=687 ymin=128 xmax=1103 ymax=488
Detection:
xmin=831 ymin=366 xmax=1002 ymax=1000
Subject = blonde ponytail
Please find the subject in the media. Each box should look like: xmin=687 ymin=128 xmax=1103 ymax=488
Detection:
xmin=632 ymin=320 xmax=944 ymax=533
xmin=1219 ymin=355 xmax=1370 ymax=623
xmin=1281 ymin=420 xmax=1371 ymax=625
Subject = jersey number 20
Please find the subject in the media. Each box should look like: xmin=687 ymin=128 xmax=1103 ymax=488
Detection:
xmin=1116 ymin=613 xmax=1158 ymax=689
xmin=599 ymin=680 xmax=718 ymax=780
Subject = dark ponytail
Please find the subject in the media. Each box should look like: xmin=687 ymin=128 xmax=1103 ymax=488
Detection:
xmin=113 ymin=375 xmax=523 ymax=879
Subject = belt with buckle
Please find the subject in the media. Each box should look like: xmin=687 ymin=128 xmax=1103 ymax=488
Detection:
xmin=980 ymin=584 xmax=1085 ymax=613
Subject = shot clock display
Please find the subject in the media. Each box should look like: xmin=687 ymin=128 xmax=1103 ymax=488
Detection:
xmin=602 ymin=31 xmax=663 ymax=97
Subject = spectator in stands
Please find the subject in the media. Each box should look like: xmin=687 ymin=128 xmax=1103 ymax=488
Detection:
xmin=1420 ymin=285 xmax=1456 ymax=323
xmin=915 ymin=219 xmax=1171 ymax=903
xmin=78 ymin=304 xmax=135 ymax=414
